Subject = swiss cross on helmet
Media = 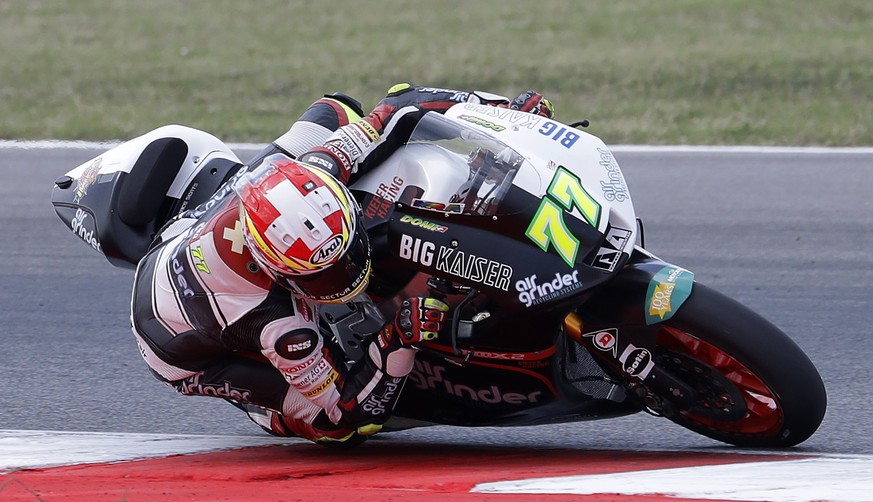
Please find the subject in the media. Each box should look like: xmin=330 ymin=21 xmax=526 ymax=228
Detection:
xmin=233 ymin=154 xmax=371 ymax=303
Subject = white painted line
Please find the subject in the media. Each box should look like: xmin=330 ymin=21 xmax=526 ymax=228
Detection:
xmin=0 ymin=140 xmax=262 ymax=151
xmin=473 ymin=457 xmax=873 ymax=502
xmin=0 ymin=430 xmax=298 ymax=473
xmin=610 ymin=144 xmax=873 ymax=154
xmin=0 ymin=140 xmax=123 ymax=150
xmin=1 ymin=139 xmax=872 ymax=154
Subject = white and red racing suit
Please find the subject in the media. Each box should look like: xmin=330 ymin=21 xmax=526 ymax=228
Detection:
xmin=130 ymin=182 xmax=421 ymax=441
xmin=130 ymin=84 xmax=552 ymax=443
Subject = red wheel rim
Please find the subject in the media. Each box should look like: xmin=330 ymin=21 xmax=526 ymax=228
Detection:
xmin=657 ymin=326 xmax=784 ymax=436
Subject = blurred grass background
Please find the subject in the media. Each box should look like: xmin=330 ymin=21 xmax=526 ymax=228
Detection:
xmin=1 ymin=0 xmax=871 ymax=145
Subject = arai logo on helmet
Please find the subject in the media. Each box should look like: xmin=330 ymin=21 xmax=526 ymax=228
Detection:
xmin=310 ymin=235 xmax=344 ymax=265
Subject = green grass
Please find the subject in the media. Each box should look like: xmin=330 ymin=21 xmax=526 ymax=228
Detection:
xmin=1 ymin=0 xmax=871 ymax=145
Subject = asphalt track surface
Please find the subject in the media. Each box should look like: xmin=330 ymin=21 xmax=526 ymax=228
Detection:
xmin=1 ymin=144 xmax=872 ymax=500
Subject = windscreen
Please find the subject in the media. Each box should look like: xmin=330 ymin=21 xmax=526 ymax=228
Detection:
xmin=402 ymin=112 xmax=534 ymax=216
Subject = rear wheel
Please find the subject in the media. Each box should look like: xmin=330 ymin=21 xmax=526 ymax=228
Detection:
xmin=652 ymin=284 xmax=826 ymax=447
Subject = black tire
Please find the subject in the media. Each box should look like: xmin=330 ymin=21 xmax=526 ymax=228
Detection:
xmin=654 ymin=283 xmax=826 ymax=448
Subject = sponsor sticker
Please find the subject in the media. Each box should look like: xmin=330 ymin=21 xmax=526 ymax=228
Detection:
xmin=411 ymin=199 xmax=464 ymax=213
xmin=596 ymin=147 xmax=629 ymax=202
xmin=458 ymin=114 xmax=506 ymax=132
xmin=408 ymin=360 xmax=543 ymax=405
xmin=73 ymin=157 xmax=102 ymax=203
xmin=619 ymin=344 xmax=656 ymax=379
xmin=303 ymin=155 xmax=333 ymax=172
xmin=70 ymin=208 xmax=102 ymax=252
xmin=398 ymin=234 xmax=513 ymax=291
xmin=399 ymin=214 xmax=448 ymax=233
xmin=538 ymin=122 xmax=580 ymax=149
xmin=172 ymin=256 xmax=196 ymax=298
xmin=361 ymin=377 xmax=403 ymax=415
xmin=303 ymin=369 xmax=338 ymax=398
xmin=645 ymin=266 xmax=694 ymax=325
xmin=310 ymin=235 xmax=344 ymax=265
xmin=590 ymin=227 xmax=632 ymax=272
xmin=417 ymin=87 xmax=470 ymax=101
xmin=463 ymin=103 xmax=543 ymax=130
xmin=515 ymin=271 xmax=582 ymax=307
xmin=363 ymin=176 xmax=404 ymax=220
xmin=582 ymin=328 xmax=619 ymax=357
xmin=181 ymin=374 xmax=251 ymax=401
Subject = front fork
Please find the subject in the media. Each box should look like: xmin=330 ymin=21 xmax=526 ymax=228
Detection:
xmin=562 ymin=248 xmax=699 ymax=415
xmin=564 ymin=313 xmax=696 ymax=414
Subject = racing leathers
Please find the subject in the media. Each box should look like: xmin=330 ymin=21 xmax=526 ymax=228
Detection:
xmin=131 ymin=175 xmax=447 ymax=442
xmin=130 ymin=84 xmax=551 ymax=443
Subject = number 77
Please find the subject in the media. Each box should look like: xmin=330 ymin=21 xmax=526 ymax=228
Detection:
xmin=525 ymin=166 xmax=601 ymax=267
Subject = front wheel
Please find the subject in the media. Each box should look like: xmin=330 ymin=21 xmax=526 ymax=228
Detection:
xmin=651 ymin=283 xmax=826 ymax=447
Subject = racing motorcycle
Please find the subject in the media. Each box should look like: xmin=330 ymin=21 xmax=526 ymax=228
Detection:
xmin=51 ymin=103 xmax=827 ymax=448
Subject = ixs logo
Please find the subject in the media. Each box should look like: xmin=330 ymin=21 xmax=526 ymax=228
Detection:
xmin=515 ymin=270 xmax=581 ymax=307
xmin=70 ymin=208 xmax=102 ymax=253
xmin=408 ymin=361 xmax=542 ymax=405
xmin=288 ymin=340 xmax=312 ymax=352
xmin=398 ymin=234 xmax=513 ymax=291
xmin=645 ymin=266 xmax=694 ymax=325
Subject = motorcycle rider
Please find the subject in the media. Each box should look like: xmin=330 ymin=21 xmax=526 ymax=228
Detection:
xmin=130 ymin=84 xmax=554 ymax=444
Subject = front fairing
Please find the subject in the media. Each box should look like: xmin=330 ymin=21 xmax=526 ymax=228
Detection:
xmin=445 ymin=103 xmax=636 ymax=239
xmin=357 ymin=108 xmax=638 ymax=316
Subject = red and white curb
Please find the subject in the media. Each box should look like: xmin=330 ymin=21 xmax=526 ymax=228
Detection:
xmin=0 ymin=429 xmax=298 ymax=472
xmin=472 ymin=456 xmax=873 ymax=501
xmin=2 ymin=429 xmax=872 ymax=501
